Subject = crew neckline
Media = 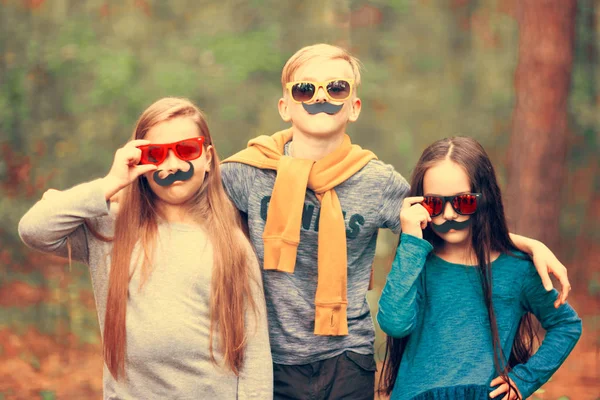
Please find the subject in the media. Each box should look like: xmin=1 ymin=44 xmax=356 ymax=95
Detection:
xmin=429 ymin=252 xmax=506 ymax=268
xmin=157 ymin=220 xmax=203 ymax=232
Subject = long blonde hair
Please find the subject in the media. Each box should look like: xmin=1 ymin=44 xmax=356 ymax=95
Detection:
xmin=97 ymin=97 xmax=255 ymax=380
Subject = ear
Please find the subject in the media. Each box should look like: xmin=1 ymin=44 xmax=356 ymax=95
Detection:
xmin=278 ymin=97 xmax=292 ymax=122
xmin=205 ymin=145 xmax=213 ymax=172
xmin=348 ymin=97 xmax=361 ymax=122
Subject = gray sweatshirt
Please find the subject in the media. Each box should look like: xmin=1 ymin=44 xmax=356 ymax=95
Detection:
xmin=221 ymin=142 xmax=410 ymax=365
xmin=18 ymin=179 xmax=273 ymax=400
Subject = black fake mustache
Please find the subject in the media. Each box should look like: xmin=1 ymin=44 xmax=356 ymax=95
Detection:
xmin=302 ymin=102 xmax=344 ymax=115
xmin=431 ymin=219 xmax=472 ymax=233
xmin=152 ymin=162 xmax=195 ymax=187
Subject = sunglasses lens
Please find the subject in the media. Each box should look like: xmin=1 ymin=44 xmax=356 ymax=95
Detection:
xmin=175 ymin=140 xmax=202 ymax=161
xmin=423 ymin=196 xmax=443 ymax=217
xmin=454 ymin=194 xmax=478 ymax=214
xmin=291 ymin=82 xmax=316 ymax=102
xmin=326 ymin=80 xmax=351 ymax=100
xmin=140 ymin=146 xmax=165 ymax=165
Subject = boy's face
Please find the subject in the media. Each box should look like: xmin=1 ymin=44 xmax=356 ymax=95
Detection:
xmin=278 ymin=58 xmax=361 ymax=139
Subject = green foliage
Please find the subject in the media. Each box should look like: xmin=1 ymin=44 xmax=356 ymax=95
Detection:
xmin=207 ymin=28 xmax=284 ymax=83
xmin=38 ymin=391 xmax=56 ymax=400
xmin=0 ymin=3 xmax=597 ymax=397
xmin=21 ymin=352 xmax=41 ymax=370
xmin=589 ymin=272 xmax=600 ymax=296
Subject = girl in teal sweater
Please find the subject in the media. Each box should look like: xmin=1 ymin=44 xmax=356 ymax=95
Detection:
xmin=377 ymin=137 xmax=581 ymax=400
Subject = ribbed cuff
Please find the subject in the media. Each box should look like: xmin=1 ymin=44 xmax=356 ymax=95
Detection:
xmin=314 ymin=303 xmax=348 ymax=336
xmin=262 ymin=237 xmax=298 ymax=273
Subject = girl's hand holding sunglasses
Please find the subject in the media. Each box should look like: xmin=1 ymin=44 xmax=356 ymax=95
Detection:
xmin=400 ymin=196 xmax=432 ymax=239
xmin=100 ymin=139 xmax=158 ymax=202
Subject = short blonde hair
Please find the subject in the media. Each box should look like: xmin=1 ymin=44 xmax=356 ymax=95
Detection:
xmin=281 ymin=43 xmax=362 ymax=89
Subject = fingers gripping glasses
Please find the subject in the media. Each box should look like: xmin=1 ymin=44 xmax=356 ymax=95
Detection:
xmin=137 ymin=137 xmax=205 ymax=165
xmin=285 ymin=79 xmax=354 ymax=103
xmin=422 ymin=193 xmax=482 ymax=217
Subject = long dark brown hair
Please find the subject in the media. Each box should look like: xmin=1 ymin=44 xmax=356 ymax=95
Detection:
xmin=87 ymin=97 xmax=256 ymax=380
xmin=379 ymin=137 xmax=538 ymax=398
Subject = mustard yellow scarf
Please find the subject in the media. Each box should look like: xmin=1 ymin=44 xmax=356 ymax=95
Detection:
xmin=223 ymin=129 xmax=376 ymax=335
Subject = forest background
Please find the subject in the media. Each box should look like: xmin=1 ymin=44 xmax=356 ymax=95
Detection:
xmin=0 ymin=0 xmax=598 ymax=399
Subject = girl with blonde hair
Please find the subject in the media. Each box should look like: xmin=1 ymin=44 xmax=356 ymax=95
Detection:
xmin=19 ymin=97 xmax=272 ymax=399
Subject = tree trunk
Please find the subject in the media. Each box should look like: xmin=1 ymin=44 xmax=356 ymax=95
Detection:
xmin=505 ymin=0 xmax=578 ymax=251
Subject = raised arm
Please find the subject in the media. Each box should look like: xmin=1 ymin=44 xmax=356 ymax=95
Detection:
xmin=18 ymin=139 xmax=157 ymax=264
xmin=18 ymin=181 xmax=110 ymax=263
xmin=378 ymin=197 xmax=433 ymax=337
xmin=377 ymin=233 xmax=432 ymax=338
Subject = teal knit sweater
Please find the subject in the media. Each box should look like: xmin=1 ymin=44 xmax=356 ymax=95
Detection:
xmin=377 ymin=233 xmax=582 ymax=400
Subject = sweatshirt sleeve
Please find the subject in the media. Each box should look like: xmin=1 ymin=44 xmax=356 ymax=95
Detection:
xmin=377 ymin=167 xmax=410 ymax=234
xmin=220 ymin=162 xmax=257 ymax=214
xmin=18 ymin=179 xmax=112 ymax=264
xmin=508 ymin=264 xmax=582 ymax=398
xmin=237 ymin=240 xmax=273 ymax=399
xmin=377 ymin=233 xmax=433 ymax=338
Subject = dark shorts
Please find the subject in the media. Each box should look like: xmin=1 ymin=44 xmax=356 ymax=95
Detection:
xmin=273 ymin=351 xmax=376 ymax=400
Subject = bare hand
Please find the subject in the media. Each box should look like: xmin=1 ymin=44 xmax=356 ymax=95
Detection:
xmin=400 ymin=196 xmax=431 ymax=239
xmin=489 ymin=376 xmax=522 ymax=399
xmin=531 ymin=242 xmax=571 ymax=308
xmin=102 ymin=139 xmax=157 ymax=200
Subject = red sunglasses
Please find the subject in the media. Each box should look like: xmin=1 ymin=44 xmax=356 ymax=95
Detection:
xmin=137 ymin=137 xmax=205 ymax=165
xmin=422 ymin=193 xmax=481 ymax=217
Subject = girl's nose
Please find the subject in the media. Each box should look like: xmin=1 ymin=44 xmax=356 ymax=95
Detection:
xmin=314 ymin=86 xmax=328 ymax=103
xmin=161 ymin=149 xmax=187 ymax=173
xmin=442 ymin=200 xmax=457 ymax=219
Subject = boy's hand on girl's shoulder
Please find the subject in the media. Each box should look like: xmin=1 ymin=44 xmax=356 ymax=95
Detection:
xmin=400 ymin=197 xmax=431 ymax=239
xmin=511 ymin=233 xmax=571 ymax=307
xmin=530 ymin=241 xmax=571 ymax=308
